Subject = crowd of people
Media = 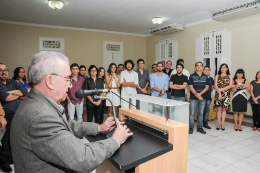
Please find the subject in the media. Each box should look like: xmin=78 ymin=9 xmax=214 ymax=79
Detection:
xmin=0 ymin=53 xmax=260 ymax=172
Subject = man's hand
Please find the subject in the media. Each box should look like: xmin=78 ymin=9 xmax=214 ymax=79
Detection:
xmin=97 ymin=117 xmax=124 ymax=133
xmin=161 ymin=90 xmax=166 ymax=95
xmin=0 ymin=116 xmax=7 ymax=130
xmin=112 ymin=125 xmax=133 ymax=144
xmin=96 ymin=100 xmax=101 ymax=106
xmin=141 ymin=88 xmax=147 ymax=94
xmin=195 ymin=93 xmax=203 ymax=101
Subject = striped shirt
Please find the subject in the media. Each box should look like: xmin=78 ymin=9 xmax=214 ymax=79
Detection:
xmin=188 ymin=72 xmax=210 ymax=100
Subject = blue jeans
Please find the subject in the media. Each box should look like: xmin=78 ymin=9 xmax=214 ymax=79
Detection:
xmin=68 ymin=102 xmax=83 ymax=122
xmin=189 ymin=99 xmax=206 ymax=129
xmin=203 ymin=100 xmax=211 ymax=126
xmin=171 ymin=96 xmax=186 ymax=102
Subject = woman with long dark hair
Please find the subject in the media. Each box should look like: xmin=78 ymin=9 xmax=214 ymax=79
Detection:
xmin=12 ymin=67 xmax=30 ymax=101
xmin=230 ymin=69 xmax=250 ymax=131
xmin=249 ymin=71 xmax=260 ymax=131
xmin=213 ymin=63 xmax=233 ymax=130
xmin=105 ymin=63 xmax=121 ymax=117
xmin=84 ymin=65 xmax=103 ymax=124
xmin=98 ymin=67 xmax=106 ymax=124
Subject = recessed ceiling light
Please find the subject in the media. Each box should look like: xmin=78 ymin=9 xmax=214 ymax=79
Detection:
xmin=48 ymin=0 xmax=64 ymax=10
xmin=151 ymin=17 xmax=163 ymax=24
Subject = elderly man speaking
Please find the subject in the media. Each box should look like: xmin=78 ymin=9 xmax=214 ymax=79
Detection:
xmin=10 ymin=51 xmax=132 ymax=173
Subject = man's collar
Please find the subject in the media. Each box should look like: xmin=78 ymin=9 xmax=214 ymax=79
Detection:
xmin=32 ymin=88 xmax=65 ymax=115
xmin=0 ymin=78 xmax=11 ymax=84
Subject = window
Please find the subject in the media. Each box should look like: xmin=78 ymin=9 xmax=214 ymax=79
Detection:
xmin=39 ymin=37 xmax=65 ymax=54
xmin=196 ymin=29 xmax=232 ymax=77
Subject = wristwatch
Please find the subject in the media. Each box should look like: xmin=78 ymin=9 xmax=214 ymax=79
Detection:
xmin=200 ymin=92 xmax=204 ymax=95
xmin=11 ymin=90 xmax=14 ymax=95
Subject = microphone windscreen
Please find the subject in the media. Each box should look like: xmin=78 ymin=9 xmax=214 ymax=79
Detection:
xmin=75 ymin=90 xmax=83 ymax=99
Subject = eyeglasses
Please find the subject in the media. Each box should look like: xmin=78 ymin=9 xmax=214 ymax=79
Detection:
xmin=51 ymin=74 xmax=72 ymax=85
xmin=0 ymin=69 xmax=9 ymax=73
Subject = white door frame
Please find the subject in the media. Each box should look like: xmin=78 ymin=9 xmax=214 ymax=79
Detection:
xmin=103 ymin=41 xmax=123 ymax=70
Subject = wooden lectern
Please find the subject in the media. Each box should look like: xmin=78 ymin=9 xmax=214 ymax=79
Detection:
xmin=94 ymin=107 xmax=188 ymax=173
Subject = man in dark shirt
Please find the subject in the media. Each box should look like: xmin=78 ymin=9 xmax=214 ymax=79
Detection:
xmin=202 ymin=66 xmax=214 ymax=129
xmin=188 ymin=62 xmax=209 ymax=135
xmin=0 ymin=62 xmax=27 ymax=172
xmin=169 ymin=63 xmax=188 ymax=102
xmin=162 ymin=60 xmax=173 ymax=99
xmin=135 ymin=59 xmax=149 ymax=109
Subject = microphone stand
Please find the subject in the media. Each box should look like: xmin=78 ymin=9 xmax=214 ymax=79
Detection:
xmin=94 ymin=91 xmax=136 ymax=139
xmin=94 ymin=95 xmax=118 ymax=138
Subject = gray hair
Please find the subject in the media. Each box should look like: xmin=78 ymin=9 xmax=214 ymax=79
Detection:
xmin=28 ymin=51 xmax=70 ymax=87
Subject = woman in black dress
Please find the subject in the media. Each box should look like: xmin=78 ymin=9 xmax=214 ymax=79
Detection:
xmin=231 ymin=69 xmax=250 ymax=131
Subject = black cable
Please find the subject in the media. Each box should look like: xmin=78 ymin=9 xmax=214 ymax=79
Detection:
xmin=110 ymin=90 xmax=137 ymax=108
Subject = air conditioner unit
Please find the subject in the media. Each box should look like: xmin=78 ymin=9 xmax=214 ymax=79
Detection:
xmin=149 ymin=23 xmax=184 ymax=35
xmin=212 ymin=0 xmax=260 ymax=21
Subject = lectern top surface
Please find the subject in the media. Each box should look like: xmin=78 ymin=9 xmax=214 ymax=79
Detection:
xmin=85 ymin=121 xmax=173 ymax=172
xmin=123 ymin=94 xmax=189 ymax=106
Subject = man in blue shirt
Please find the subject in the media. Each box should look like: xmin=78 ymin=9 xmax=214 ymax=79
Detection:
xmin=202 ymin=66 xmax=214 ymax=129
xmin=188 ymin=62 xmax=209 ymax=134
xmin=150 ymin=62 xmax=169 ymax=99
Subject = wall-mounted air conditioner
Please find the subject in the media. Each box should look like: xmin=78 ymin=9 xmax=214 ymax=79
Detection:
xmin=212 ymin=0 xmax=260 ymax=21
xmin=149 ymin=23 xmax=184 ymax=35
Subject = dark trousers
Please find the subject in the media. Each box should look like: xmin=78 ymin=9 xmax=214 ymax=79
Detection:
xmin=87 ymin=104 xmax=102 ymax=124
xmin=251 ymin=104 xmax=260 ymax=128
xmin=0 ymin=114 xmax=14 ymax=165
xmin=100 ymin=100 xmax=106 ymax=124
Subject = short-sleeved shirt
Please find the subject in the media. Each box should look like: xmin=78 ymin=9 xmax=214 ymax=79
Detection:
xmin=249 ymin=80 xmax=260 ymax=105
xmin=120 ymin=70 xmax=139 ymax=97
xmin=188 ymin=72 xmax=210 ymax=100
xmin=162 ymin=68 xmax=173 ymax=92
xmin=0 ymin=79 xmax=27 ymax=114
xmin=135 ymin=69 xmax=149 ymax=94
xmin=150 ymin=72 xmax=169 ymax=98
xmin=84 ymin=77 xmax=104 ymax=106
xmin=67 ymin=76 xmax=85 ymax=105
xmin=170 ymin=74 xmax=188 ymax=97
xmin=204 ymin=76 xmax=214 ymax=100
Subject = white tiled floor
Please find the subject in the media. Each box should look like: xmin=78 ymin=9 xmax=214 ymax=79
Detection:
xmin=2 ymin=119 xmax=260 ymax=173
xmin=188 ymin=119 xmax=260 ymax=173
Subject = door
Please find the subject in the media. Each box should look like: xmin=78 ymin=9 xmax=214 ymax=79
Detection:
xmin=104 ymin=53 xmax=123 ymax=70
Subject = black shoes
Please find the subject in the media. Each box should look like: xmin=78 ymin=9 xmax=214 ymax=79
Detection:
xmin=216 ymin=127 xmax=220 ymax=130
xmin=221 ymin=128 xmax=225 ymax=131
xmin=189 ymin=128 xmax=193 ymax=134
xmin=0 ymin=163 xmax=12 ymax=172
xmin=203 ymin=125 xmax=211 ymax=129
xmin=197 ymin=128 xmax=206 ymax=134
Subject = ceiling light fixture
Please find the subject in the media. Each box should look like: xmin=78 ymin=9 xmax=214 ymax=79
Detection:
xmin=48 ymin=0 xmax=64 ymax=10
xmin=151 ymin=17 xmax=163 ymax=24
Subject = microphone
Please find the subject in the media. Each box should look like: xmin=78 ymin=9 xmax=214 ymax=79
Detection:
xmin=75 ymin=89 xmax=110 ymax=99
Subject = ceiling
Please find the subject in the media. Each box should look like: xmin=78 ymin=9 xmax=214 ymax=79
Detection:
xmin=0 ymin=0 xmax=251 ymax=35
